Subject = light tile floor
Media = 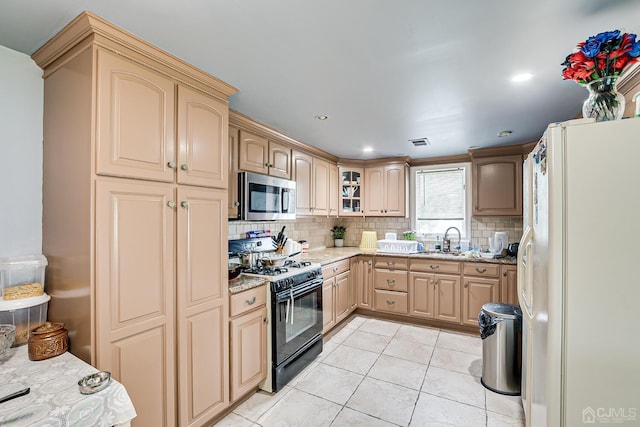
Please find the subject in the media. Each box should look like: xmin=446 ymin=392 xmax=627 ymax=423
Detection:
xmin=215 ymin=315 xmax=525 ymax=427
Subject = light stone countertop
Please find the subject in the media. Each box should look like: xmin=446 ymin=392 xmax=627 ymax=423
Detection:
xmin=295 ymin=247 xmax=517 ymax=266
xmin=228 ymin=246 xmax=516 ymax=294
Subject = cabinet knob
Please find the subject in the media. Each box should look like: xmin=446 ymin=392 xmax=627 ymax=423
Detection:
xmin=167 ymin=161 xmax=176 ymax=169
xmin=464 ymin=282 xmax=469 ymax=288
xmin=386 ymin=300 xmax=395 ymax=305
xmin=475 ymin=267 xmax=487 ymax=274
xmin=263 ymin=317 xmax=268 ymax=324
xmin=234 ymin=201 xmax=240 ymax=207
xmin=167 ymin=201 xmax=176 ymax=209
xmin=503 ymin=271 xmax=508 ymax=277
xmin=387 ymin=279 xmax=395 ymax=286
xmin=245 ymin=296 xmax=257 ymax=305
xmin=434 ymin=279 xmax=440 ymax=285
xmin=265 ymin=163 xmax=270 ymax=167
xmin=368 ymin=261 xmax=372 ymax=266
xmin=181 ymin=164 xmax=188 ymax=171
xmin=333 ymin=267 xmax=338 ymax=272
xmin=180 ymin=201 xmax=188 ymax=209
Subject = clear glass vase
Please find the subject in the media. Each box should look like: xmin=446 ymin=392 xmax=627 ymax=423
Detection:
xmin=582 ymin=76 xmax=625 ymax=121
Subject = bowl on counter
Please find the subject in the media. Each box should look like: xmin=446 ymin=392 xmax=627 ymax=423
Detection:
xmin=260 ymin=253 xmax=288 ymax=267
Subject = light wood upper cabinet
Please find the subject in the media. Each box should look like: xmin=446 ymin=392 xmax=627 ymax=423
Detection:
xmin=293 ymin=150 xmax=332 ymax=216
xmin=238 ymin=130 xmax=292 ymax=179
xmin=472 ymin=155 xmax=523 ymax=216
xmin=176 ymin=187 xmax=228 ymax=426
xmin=364 ymin=164 xmax=407 ymax=216
xmin=228 ymin=126 xmax=240 ymax=219
xmin=177 ymin=86 xmax=228 ymax=189
xmin=329 ymin=163 xmax=339 ymax=217
xmin=95 ymin=178 xmax=176 ymax=427
xmin=96 ymin=50 xmax=176 ymax=183
xmin=339 ymin=167 xmax=364 ymax=216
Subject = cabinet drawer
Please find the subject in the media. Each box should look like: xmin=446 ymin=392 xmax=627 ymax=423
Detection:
xmin=463 ymin=262 xmax=500 ymax=278
xmin=374 ymin=256 xmax=408 ymax=270
xmin=374 ymin=289 xmax=408 ymax=314
xmin=374 ymin=270 xmax=408 ymax=291
xmin=322 ymin=259 xmax=350 ymax=278
xmin=230 ymin=285 xmax=267 ymax=317
xmin=410 ymin=258 xmax=461 ymax=274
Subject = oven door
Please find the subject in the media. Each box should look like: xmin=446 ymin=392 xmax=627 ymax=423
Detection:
xmin=273 ymin=278 xmax=323 ymax=365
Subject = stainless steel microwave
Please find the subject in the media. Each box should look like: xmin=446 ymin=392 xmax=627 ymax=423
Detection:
xmin=238 ymin=172 xmax=296 ymax=221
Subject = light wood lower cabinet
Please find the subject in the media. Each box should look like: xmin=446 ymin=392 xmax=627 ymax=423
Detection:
xmin=409 ymin=272 xmax=461 ymax=322
xmin=373 ymin=257 xmax=408 ymax=315
xmin=352 ymin=256 xmax=374 ymax=310
xmin=322 ymin=260 xmax=353 ymax=334
xmin=500 ymin=265 xmax=519 ymax=306
xmin=462 ymin=262 xmax=501 ymax=327
xmin=229 ymin=286 xmax=267 ymax=402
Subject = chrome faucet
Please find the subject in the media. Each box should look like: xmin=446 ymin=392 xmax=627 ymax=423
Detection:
xmin=444 ymin=227 xmax=461 ymax=252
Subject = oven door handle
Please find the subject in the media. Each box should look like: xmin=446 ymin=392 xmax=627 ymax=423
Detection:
xmin=275 ymin=277 xmax=323 ymax=302
xmin=289 ymin=289 xmax=294 ymax=325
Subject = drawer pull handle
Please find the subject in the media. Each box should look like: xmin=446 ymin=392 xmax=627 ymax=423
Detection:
xmin=387 ymin=262 xmax=395 ymax=267
xmin=475 ymin=267 xmax=487 ymax=273
xmin=245 ymin=296 xmax=257 ymax=305
xmin=386 ymin=300 xmax=395 ymax=305
xmin=387 ymin=279 xmax=395 ymax=286
xmin=430 ymin=265 xmax=439 ymax=270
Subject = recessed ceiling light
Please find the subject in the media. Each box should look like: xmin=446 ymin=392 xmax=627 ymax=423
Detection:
xmin=498 ymin=130 xmax=513 ymax=137
xmin=511 ymin=73 xmax=533 ymax=82
xmin=363 ymin=147 xmax=373 ymax=153
xmin=314 ymin=115 xmax=328 ymax=120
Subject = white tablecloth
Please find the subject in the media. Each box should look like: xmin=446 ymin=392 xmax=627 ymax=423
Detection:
xmin=0 ymin=346 xmax=136 ymax=426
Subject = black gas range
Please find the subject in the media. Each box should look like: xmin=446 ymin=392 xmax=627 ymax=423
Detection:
xmin=229 ymin=238 xmax=324 ymax=392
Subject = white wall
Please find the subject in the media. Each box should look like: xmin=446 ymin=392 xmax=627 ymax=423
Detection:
xmin=0 ymin=45 xmax=43 ymax=257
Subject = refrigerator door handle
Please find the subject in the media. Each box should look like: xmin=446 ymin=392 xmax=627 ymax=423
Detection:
xmin=518 ymin=225 xmax=534 ymax=316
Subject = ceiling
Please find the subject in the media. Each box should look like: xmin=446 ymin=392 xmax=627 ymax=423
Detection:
xmin=2 ymin=0 xmax=640 ymax=160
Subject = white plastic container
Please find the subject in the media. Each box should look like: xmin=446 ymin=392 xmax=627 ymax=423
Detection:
xmin=0 ymin=294 xmax=50 ymax=345
xmin=0 ymin=255 xmax=48 ymax=296
xmin=377 ymin=239 xmax=419 ymax=254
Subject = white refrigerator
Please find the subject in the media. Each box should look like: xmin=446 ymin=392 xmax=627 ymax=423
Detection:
xmin=518 ymin=118 xmax=640 ymax=426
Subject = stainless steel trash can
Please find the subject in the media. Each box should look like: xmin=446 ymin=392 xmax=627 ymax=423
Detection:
xmin=478 ymin=303 xmax=522 ymax=395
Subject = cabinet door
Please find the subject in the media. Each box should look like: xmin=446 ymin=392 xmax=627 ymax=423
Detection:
xmin=230 ymin=306 xmax=267 ymax=402
xmin=357 ymin=257 xmax=374 ymax=309
xmin=434 ymin=274 xmax=461 ymax=323
xmin=462 ymin=276 xmax=500 ymax=326
xmin=239 ymin=130 xmax=269 ymax=174
xmin=313 ymin=157 xmax=330 ymax=216
xmin=364 ymin=167 xmax=384 ymax=215
xmin=95 ymin=178 xmax=176 ymax=427
xmin=384 ymin=165 xmax=406 ymax=216
xmin=500 ymin=265 xmax=518 ymax=306
xmin=96 ymin=50 xmax=175 ymax=182
xmin=293 ymin=151 xmax=313 ymax=216
xmin=176 ymin=187 xmax=229 ymax=426
xmin=322 ymin=278 xmax=336 ymax=333
xmin=409 ymin=273 xmax=435 ymax=318
xmin=472 ymin=155 xmax=523 ymax=216
xmin=335 ymin=271 xmax=351 ymax=323
xmin=268 ymin=140 xmax=292 ymax=179
xmin=177 ymin=85 xmax=228 ymax=189
xmin=339 ymin=167 xmax=364 ymax=216
xmin=228 ymin=126 xmax=240 ymax=219
xmin=329 ymin=163 xmax=339 ymax=216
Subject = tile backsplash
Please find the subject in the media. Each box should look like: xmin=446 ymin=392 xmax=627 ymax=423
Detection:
xmin=228 ymin=216 xmax=523 ymax=251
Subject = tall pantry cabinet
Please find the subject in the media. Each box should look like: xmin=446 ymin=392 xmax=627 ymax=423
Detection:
xmin=33 ymin=12 xmax=237 ymax=427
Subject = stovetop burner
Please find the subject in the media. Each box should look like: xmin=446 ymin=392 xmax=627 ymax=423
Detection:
xmin=241 ymin=260 xmax=313 ymax=276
